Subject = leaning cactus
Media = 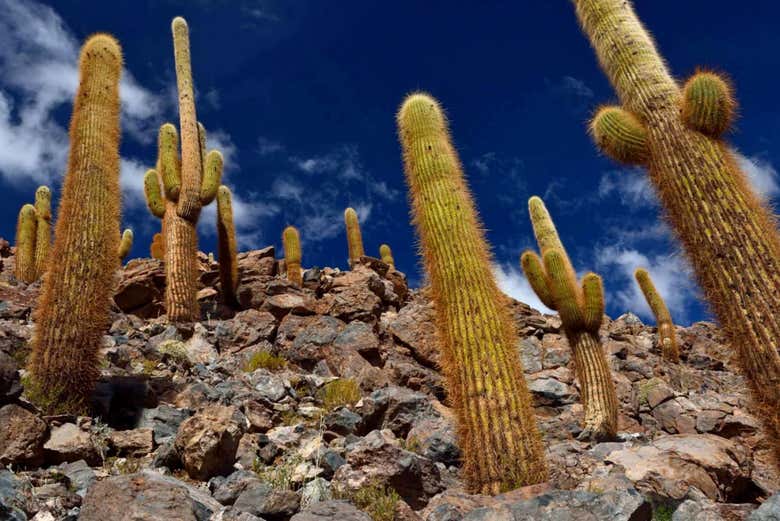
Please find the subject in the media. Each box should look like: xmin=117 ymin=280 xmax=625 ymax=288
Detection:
xmin=379 ymin=244 xmax=395 ymax=268
xmin=282 ymin=225 xmax=302 ymax=286
xmin=521 ymin=197 xmax=618 ymax=441
xmin=634 ymin=268 xmax=679 ymax=362
xmin=118 ymin=229 xmax=133 ymax=261
xmin=344 ymin=207 xmax=365 ymax=267
xmin=143 ymin=17 xmax=223 ymax=322
xmin=574 ymin=0 xmax=780 ymax=463
xmin=33 ymin=186 xmax=52 ymax=279
xmin=14 ymin=204 xmax=37 ymax=283
xmin=216 ymin=186 xmax=238 ymax=305
xmin=28 ymin=34 xmax=123 ymax=414
xmin=397 ymin=92 xmax=547 ymax=494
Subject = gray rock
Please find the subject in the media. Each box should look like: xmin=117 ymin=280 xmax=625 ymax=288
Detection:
xmin=359 ymin=386 xmax=435 ymax=437
xmin=290 ymin=500 xmax=371 ymax=521
xmin=233 ymin=483 xmax=301 ymax=518
xmin=210 ymin=470 xmax=261 ymax=506
xmin=59 ymin=459 xmax=96 ymax=497
xmin=137 ymin=404 xmax=190 ymax=444
xmin=518 ymin=337 xmax=542 ymax=374
xmin=324 ymin=408 xmax=362 ymax=436
xmin=749 ymin=492 xmax=780 ymax=520
xmin=406 ymin=416 xmax=460 ymax=466
xmin=300 ymin=478 xmax=331 ymax=510
xmin=527 ymin=377 xmax=576 ymax=405
xmin=251 ymin=370 xmax=289 ymax=402
xmin=0 ymin=470 xmax=29 ymax=521
xmin=0 ymin=351 xmax=21 ymax=403
xmin=43 ymin=423 xmax=99 ymax=465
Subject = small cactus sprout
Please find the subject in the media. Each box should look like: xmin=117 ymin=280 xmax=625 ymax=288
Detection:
xmin=150 ymin=233 xmax=165 ymax=260
xmin=33 ymin=186 xmax=52 ymax=279
xmin=634 ymin=268 xmax=679 ymax=362
xmin=682 ymin=71 xmax=736 ymax=137
xmin=282 ymin=225 xmax=303 ymax=286
xmin=589 ymin=106 xmax=648 ymax=165
xmin=521 ymin=196 xmax=618 ymax=441
xmin=379 ymin=244 xmax=395 ymax=268
xmin=14 ymin=204 xmax=37 ymax=283
xmin=216 ymin=186 xmax=238 ymax=305
xmin=344 ymin=207 xmax=365 ymax=267
xmin=118 ymin=229 xmax=133 ymax=260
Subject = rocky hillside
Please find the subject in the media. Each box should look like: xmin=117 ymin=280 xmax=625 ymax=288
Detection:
xmin=0 ymin=239 xmax=779 ymax=520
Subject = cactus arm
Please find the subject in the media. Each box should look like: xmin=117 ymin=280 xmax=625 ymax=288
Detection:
xmin=14 ymin=204 xmax=38 ymax=283
xmin=581 ymin=272 xmax=605 ymax=332
xmin=158 ymin=123 xmax=181 ymax=201
xmin=200 ymin=150 xmax=223 ymax=205
xmin=282 ymin=225 xmax=303 ymax=286
xmin=589 ymin=106 xmax=649 ymax=165
xmin=344 ymin=207 xmax=365 ymax=267
xmin=681 ymin=72 xmax=736 ymax=137
xmin=216 ymin=186 xmax=238 ymax=305
xmin=33 ymin=186 xmax=52 ymax=279
xmin=519 ymin=250 xmax=556 ymax=310
xmin=118 ymin=229 xmax=133 ymax=260
xmin=144 ymin=169 xmax=166 ymax=219
xmin=543 ymin=249 xmax=584 ymax=329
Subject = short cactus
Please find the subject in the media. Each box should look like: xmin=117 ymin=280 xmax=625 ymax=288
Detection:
xmin=397 ymin=92 xmax=547 ymax=494
xmin=14 ymin=204 xmax=37 ymax=283
xmin=33 ymin=186 xmax=52 ymax=279
xmin=150 ymin=232 xmax=165 ymax=260
xmin=118 ymin=229 xmax=133 ymax=261
xmin=282 ymin=225 xmax=302 ymax=286
xmin=634 ymin=268 xmax=679 ymax=362
xmin=379 ymin=244 xmax=395 ymax=268
xmin=216 ymin=186 xmax=238 ymax=305
xmin=28 ymin=34 xmax=123 ymax=413
xmin=521 ymin=196 xmax=618 ymax=441
xmin=344 ymin=207 xmax=364 ymax=267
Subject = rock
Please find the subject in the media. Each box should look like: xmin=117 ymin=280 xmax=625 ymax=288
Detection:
xmin=59 ymin=459 xmax=96 ymax=496
xmin=324 ymin=408 xmax=362 ymax=436
xmin=263 ymin=293 xmax=316 ymax=319
xmin=210 ymin=470 xmax=262 ymax=506
xmin=749 ymin=492 xmax=780 ymax=520
xmin=385 ymin=299 xmax=439 ymax=368
xmin=406 ymin=416 xmax=460 ymax=466
xmin=333 ymin=429 xmax=443 ymax=509
xmin=217 ymin=309 xmax=278 ymax=353
xmin=233 ymin=482 xmax=301 ymax=518
xmin=174 ymin=405 xmax=245 ymax=480
xmin=527 ymin=376 xmax=576 ymax=405
xmin=43 ymin=423 xmax=99 ymax=465
xmin=286 ymin=316 xmax=343 ymax=370
xmin=0 ymin=404 xmax=47 ymax=466
xmin=674 ymin=494 xmax=756 ymax=520
xmin=244 ymin=400 xmax=274 ymax=433
xmin=300 ymin=477 xmax=331 ymax=510
xmin=137 ymin=404 xmax=190 ymax=444
xmin=250 ymin=370 xmax=289 ymax=402
xmin=0 ymin=351 xmax=21 ymax=403
xmin=115 ymin=259 xmax=166 ymax=318
xmin=290 ymin=500 xmax=371 ymax=521
xmin=334 ymin=322 xmax=380 ymax=361
xmin=0 ymin=469 xmax=29 ymax=521
xmin=359 ymin=386 xmax=435 ymax=437
xmin=185 ymin=324 xmax=218 ymax=365
xmin=80 ymin=470 xmax=222 ymax=521
xmin=107 ymin=428 xmax=154 ymax=457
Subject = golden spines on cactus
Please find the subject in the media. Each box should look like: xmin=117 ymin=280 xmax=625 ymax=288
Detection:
xmin=28 ymin=33 xmax=123 ymax=414
xmin=521 ymin=196 xmax=618 ymax=441
xmin=150 ymin=233 xmax=165 ymax=260
xmin=14 ymin=204 xmax=37 ymax=283
xmin=635 ymin=268 xmax=679 ymax=362
xmin=589 ymin=106 xmax=648 ymax=165
xmin=397 ymin=92 xmax=547 ymax=494
xmin=33 ymin=186 xmax=51 ymax=279
xmin=118 ymin=229 xmax=133 ymax=261
xmin=282 ymin=225 xmax=302 ymax=286
xmin=344 ymin=207 xmax=365 ymax=267
xmin=216 ymin=186 xmax=238 ymax=305
xmin=574 ymin=0 xmax=780 ymax=464
xmin=379 ymin=244 xmax=395 ymax=268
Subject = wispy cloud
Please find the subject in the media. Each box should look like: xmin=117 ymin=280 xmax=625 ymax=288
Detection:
xmin=493 ymin=263 xmax=555 ymax=315
xmin=598 ymin=169 xmax=657 ymax=209
xmin=736 ymin=153 xmax=780 ymax=201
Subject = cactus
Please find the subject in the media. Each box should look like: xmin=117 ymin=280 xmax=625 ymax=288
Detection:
xmin=14 ymin=204 xmax=37 ymax=283
xmin=397 ymin=92 xmax=547 ymax=494
xmin=150 ymin=232 xmax=165 ymax=260
xmin=142 ymin=17 xmax=223 ymax=322
xmin=634 ymin=268 xmax=679 ymax=362
xmin=33 ymin=186 xmax=52 ymax=278
xmin=379 ymin=244 xmax=395 ymax=268
xmin=282 ymin=225 xmax=302 ymax=286
xmin=574 ymin=0 xmax=780 ymax=464
xmin=344 ymin=207 xmax=364 ymax=267
xmin=521 ymin=197 xmax=618 ymax=440
xmin=216 ymin=186 xmax=238 ymax=305
xmin=118 ymin=229 xmax=133 ymax=261
xmin=27 ymin=34 xmax=123 ymax=414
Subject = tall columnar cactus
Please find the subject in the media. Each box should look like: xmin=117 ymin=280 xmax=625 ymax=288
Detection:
xmin=521 ymin=197 xmax=618 ymax=440
xmin=14 ymin=204 xmax=37 ymax=283
xmin=118 ymin=229 xmax=133 ymax=261
xmin=150 ymin=232 xmax=165 ymax=260
xmin=344 ymin=207 xmax=364 ymax=267
xmin=397 ymin=92 xmax=547 ymax=494
xmin=142 ymin=16 xmax=223 ymax=322
xmin=574 ymin=0 xmax=780 ymax=462
xmin=634 ymin=268 xmax=679 ymax=362
xmin=33 ymin=186 xmax=52 ymax=278
xmin=216 ymin=186 xmax=238 ymax=305
xmin=282 ymin=225 xmax=302 ymax=286
xmin=379 ymin=244 xmax=395 ymax=268
xmin=28 ymin=34 xmax=123 ymax=413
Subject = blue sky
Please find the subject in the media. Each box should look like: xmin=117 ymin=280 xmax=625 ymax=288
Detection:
xmin=1 ymin=0 xmax=779 ymax=325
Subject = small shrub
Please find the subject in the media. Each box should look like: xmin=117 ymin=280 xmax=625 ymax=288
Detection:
xmin=337 ymin=483 xmax=400 ymax=521
xmin=653 ymin=504 xmax=674 ymax=521
xmin=253 ymin=455 xmax=302 ymax=490
xmin=243 ymin=351 xmax=287 ymax=372
xmin=157 ymin=340 xmax=190 ymax=364
xmin=319 ymin=379 xmax=361 ymax=411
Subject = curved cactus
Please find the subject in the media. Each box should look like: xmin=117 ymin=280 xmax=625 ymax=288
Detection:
xmin=216 ymin=186 xmax=238 ymax=305
xmin=574 ymin=0 xmax=780 ymax=464
xmin=379 ymin=243 xmax=395 ymax=268
xmin=397 ymin=92 xmax=547 ymax=494
xmin=521 ymin=196 xmax=618 ymax=441
xmin=344 ymin=207 xmax=365 ymax=267
xmin=14 ymin=204 xmax=37 ymax=283
xmin=28 ymin=34 xmax=123 ymax=413
xmin=118 ymin=229 xmax=133 ymax=261
xmin=33 ymin=186 xmax=51 ymax=279
xmin=634 ymin=268 xmax=679 ymax=362
xmin=282 ymin=225 xmax=302 ymax=286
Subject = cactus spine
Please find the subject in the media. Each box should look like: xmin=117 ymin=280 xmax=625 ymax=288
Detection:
xmin=14 ymin=204 xmax=37 ymax=283
xmin=28 ymin=34 xmax=123 ymax=413
xmin=574 ymin=0 xmax=780 ymax=463
xmin=282 ymin=225 xmax=302 ymax=286
xmin=33 ymin=186 xmax=51 ymax=278
xmin=379 ymin=244 xmax=395 ymax=268
xmin=397 ymin=92 xmax=547 ymax=494
xmin=344 ymin=207 xmax=365 ymax=267
xmin=118 ymin=229 xmax=133 ymax=261
xmin=216 ymin=186 xmax=238 ymax=305
xmin=634 ymin=268 xmax=679 ymax=362
xmin=521 ymin=197 xmax=618 ymax=440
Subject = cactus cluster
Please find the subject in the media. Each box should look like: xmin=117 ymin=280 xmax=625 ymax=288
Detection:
xmin=574 ymin=0 xmax=780 ymax=464
xmin=379 ymin=243 xmax=394 ymax=268
xmin=634 ymin=268 xmax=679 ymax=362
xmin=13 ymin=186 xmax=52 ymax=283
xmin=521 ymin=197 xmax=618 ymax=441
xmin=397 ymin=92 xmax=547 ymax=494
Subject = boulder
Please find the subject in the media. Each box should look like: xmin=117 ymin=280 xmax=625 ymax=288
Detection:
xmin=115 ymin=259 xmax=166 ymax=318
xmin=174 ymin=405 xmax=245 ymax=480
xmin=108 ymin=428 xmax=155 ymax=457
xmin=233 ymin=482 xmax=301 ymax=518
xmin=43 ymin=423 xmax=99 ymax=465
xmin=291 ymin=500 xmax=371 ymax=521
xmin=0 ymin=404 xmax=47 ymax=467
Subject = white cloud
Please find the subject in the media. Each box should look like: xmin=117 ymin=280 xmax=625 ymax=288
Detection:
xmin=206 ymin=128 xmax=238 ymax=175
xmin=598 ymin=169 xmax=656 ymax=208
xmin=493 ymin=263 xmax=555 ymax=315
xmin=736 ymin=153 xmax=780 ymax=201
xmin=257 ymin=136 xmax=283 ymax=155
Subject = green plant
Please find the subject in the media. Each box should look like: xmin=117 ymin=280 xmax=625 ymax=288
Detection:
xmin=27 ymin=34 xmax=123 ymax=414
xmin=14 ymin=204 xmax=37 ymax=283
xmin=252 ymin=454 xmax=302 ymax=490
xmin=653 ymin=504 xmax=674 ymax=521
xmin=635 ymin=268 xmax=679 ymax=362
xmin=283 ymin=225 xmax=303 ymax=286
xmin=344 ymin=207 xmax=364 ymax=267
xmin=337 ymin=483 xmax=400 ymax=521
xmin=319 ymin=379 xmax=360 ymax=411
xmin=243 ymin=351 xmax=287 ymax=372
xmin=216 ymin=185 xmax=238 ymax=305
xmin=157 ymin=340 xmax=190 ymax=364
xmin=379 ymin=244 xmax=394 ymax=268
xmin=574 ymin=0 xmax=780 ymax=464
xmin=397 ymin=92 xmax=547 ymax=494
